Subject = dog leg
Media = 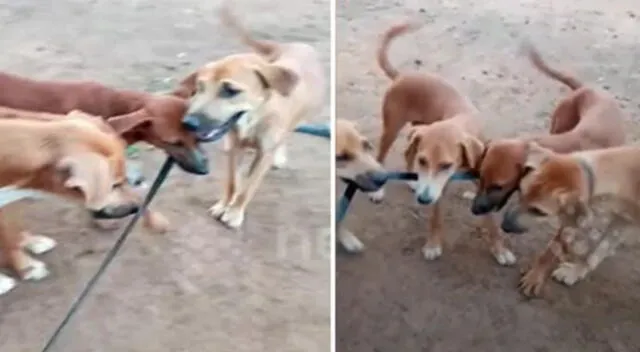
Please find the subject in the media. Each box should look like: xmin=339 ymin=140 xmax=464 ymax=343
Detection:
xmin=481 ymin=214 xmax=516 ymax=266
xmin=0 ymin=273 xmax=16 ymax=295
xmin=371 ymin=121 xmax=404 ymax=203
xmin=220 ymin=151 xmax=275 ymax=229
xmin=338 ymin=225 xmax=364 ymax=253
xmin=142 ymin=210 xmax=170 ymax=233
xmin=0 ymin=207 xmax=50 ymax=281
xmin=422 ymin=202 xmax=444 ymax=260
xmin=519 ymin=227 xmax=571 ymax=297
xmin=20 ymin=231 xmax=57 ymax=255
xmin=209 ymin=142 xmax=241 ymax=219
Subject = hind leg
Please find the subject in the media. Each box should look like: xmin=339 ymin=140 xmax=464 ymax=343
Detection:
xmin=549 ymin=94 xmax=580 ymax=134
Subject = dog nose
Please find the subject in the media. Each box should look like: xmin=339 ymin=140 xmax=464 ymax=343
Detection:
xmin=182 ymin=113 xmax=207 ymax=132
xmin=471 ymin=195 xmax=494 ymax=215
xmin=501 ymin=210 xmax=527 ymax=234
xmin=90 ymin=203 xmax=139 ymax=219
xmin=416 ymin=192 xmax=434 ymax=205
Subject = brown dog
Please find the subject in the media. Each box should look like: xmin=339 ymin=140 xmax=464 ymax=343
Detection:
xmin=472 ymin=43 xmax=626 ymax=295
xmin=183 ymin=4 xmax=325 ymax=228
xmin=372 ymin=21 xmax=507 ymax=264
xmin=0 ymin=70 xmax=209 ymax=233
xmin=0 ymin=110 xmax=140 ymax=295
xmin=335 ymin=119 xmax=385 ymax=253
xmin=501 ymin=143 xmax=640 ymax=289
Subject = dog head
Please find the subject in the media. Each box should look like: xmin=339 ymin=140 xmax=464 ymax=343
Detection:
xmin=45 ymin=111 xmax=142 ymax=218
xmin=181 ymin=54 xmax=299 ymax=139
xmin=335 ymin=119 xmax=385 ymax=190
xmin=404 ymin=123 xmax=484 ymax=205
xmin=472 ymin=139 xmax=528 ymax=215
xmin=501 ymin=142 xmax=591 ymax=234
xmin=106 ymin=95 xmax=209 ymax=175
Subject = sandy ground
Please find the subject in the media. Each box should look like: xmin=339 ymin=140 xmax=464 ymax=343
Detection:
xmin=0 ymin=1 xmax=330 ymax=351
xmin=337 ymin=1 xmax=640 ymax=351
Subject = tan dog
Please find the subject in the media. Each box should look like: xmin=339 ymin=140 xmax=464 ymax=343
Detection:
xmin=501 ymin=143 xmax=640 ymax=290
xmin=0 ymin=110 xmax=140 ymax=295
xmin=373 ymin=22 xmax=507 ymax=264
xmin=335 ymin=119 xmax=384 ymax=253
xmin=472 ymin=44 xmax=626 ymax=295
xmin=183 ymin=5 xmax=325 ymax=228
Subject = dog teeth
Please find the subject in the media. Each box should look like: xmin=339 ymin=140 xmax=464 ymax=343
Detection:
xmin=0 ymin=274 xmax=16 ymax=295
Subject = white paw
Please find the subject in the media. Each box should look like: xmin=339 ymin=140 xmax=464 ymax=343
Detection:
xmin=0 ymin=274 xmax=16 ymax=295
xmin=272 ymin=146 xmax=288 ymax=169
xmin=220 ymin=207 xmax=245 ymax=229
xmin=339 ymin=230 xmax=365 ymax=253
xmin=407 ymin=180 xmax=418 ymax=191
xmin=208 ymin=200 xmax=228 ymax=218
xmin=21 ymin=259 xmax=49 ymax=281
xmin=493 ymin=248 xmax=517 ymax=266
xmin=552 ymin=262 xmax=587 ymax=286
xmin=367 ymin=188 xmax=385 ymax=203
xmin=422 ymin=244 xmax=443 ymax=261
xmin=22 ymin=234 xmax=57 ymax=255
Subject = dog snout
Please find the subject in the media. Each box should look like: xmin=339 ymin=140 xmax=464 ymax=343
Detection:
xmin=90 ymin=202 xmax=139 ymax=219
xmin=167 ymin=143 xmax=210 ymax=175
xmin=501 ymin=208 xmax=527 ymax=234
xmin=353 ymin=173 xmax=384 ymax=192
xmin=471 ymin=193 xmax=494 ymax=215
xmin=416 ymin=191 xmax=434 ymax=205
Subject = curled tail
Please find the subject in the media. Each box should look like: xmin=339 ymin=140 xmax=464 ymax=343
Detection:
xmin=524 ymin=41 xmax=583 ymax=90
xmin=377 ymin=21 xmax=422 ymax=80
xmin=218 ymin=3 xmax=280 ymax=59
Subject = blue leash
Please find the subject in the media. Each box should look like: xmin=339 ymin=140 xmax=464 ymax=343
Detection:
xmin=40 ymin=115 xmax=240 ymax=352
xmin=294 ymin=123 xmax=331 ymax=138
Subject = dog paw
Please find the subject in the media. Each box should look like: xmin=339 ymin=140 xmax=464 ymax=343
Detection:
xmin=0 ymin=274 xmax=16 ymax=295
xmin=208 ymin=200 xmax=228 ymax=218
xmin=367 ymin=189 xmax=385 ymax=203
xmin=21 ymin=233 xmax=57 ymax=255
xmin=422 ymin=244 xmax=443 ymax=261
xmin=143 ymin=211 xmax=170 ymax=234
xmin=272 ymin=148 xmax=288 ymax=169
xmin=339 ymin=230 xmax=365 ymax=253
xmin=552 ymin=262 xmax=588 ymax=286
xmin=519 ymin=267 xmax=547 ymax=297
xmin=20 ymin=259 xmax=49 ymax=281
xmin=220 ymin=208 xmax=245 ymax=229
xmin=493 ymin=248 xmax=517 ymax=266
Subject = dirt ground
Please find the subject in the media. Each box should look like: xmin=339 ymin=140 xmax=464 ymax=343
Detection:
xmin=337 ymin=1 xmax=640 ymax=351
xmin=0 ymin=1 xmax=330 ymax=351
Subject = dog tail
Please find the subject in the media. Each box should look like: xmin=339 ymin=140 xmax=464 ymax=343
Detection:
xmin=218 ymin=3 xmax=280 ymax=59
xmin=377 ymin=21 xmax=422 ymax=80
xmin=524 ymin=42 xmax=583 ymax=90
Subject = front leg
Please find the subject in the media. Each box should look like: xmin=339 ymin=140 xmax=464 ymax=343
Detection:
xmin=422 ymin=201 xmax=444 ymax=260
xmin=218 ymin=149 xmax=275 ymax=229
xmin=0 ymin=209 xmax=49 ymax=282
xmin=480 ymin=213 xmax=516 ymax=266
xmin=519 ymin=227 xmax=571 ymax=297
xmin=209 ymin=135 xmax=241 ymax=218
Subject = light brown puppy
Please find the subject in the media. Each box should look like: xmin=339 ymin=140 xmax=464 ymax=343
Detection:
xmin=473 ymin=44 xmax=626 ymax=296
xmin=0 ymin=110 xmax=140 ymax=295
xmin=335 ymin=119 xmax=384 ymax=253
xmin=184 ymin=4 xmax=325 ymax=228
xmin=502 ymin=143 xmax=640 ymax=289
xmin=373 ymin=21 xmax=504 ymax=264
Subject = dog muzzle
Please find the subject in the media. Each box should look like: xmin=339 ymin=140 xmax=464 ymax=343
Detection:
xmin=182 ymin=111 xmax=245 ymax=143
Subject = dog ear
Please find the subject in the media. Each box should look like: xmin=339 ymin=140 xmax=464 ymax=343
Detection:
xmin=107 ymin=110 xmax=153 ymax=135
xmin=459 ymin=134 xmax=485 ymax=170
xmin=57 ymin=153 xmax=111 ymax=209
xmin=404 ymin=129 xmax=421 ymax=169
xmin=170 ymin=71 xmax=198 ymax=98
xmin=524 ymin=142 xmax=552 ymax=172
xmin=254 ymin=65 xmax=299 ymax=96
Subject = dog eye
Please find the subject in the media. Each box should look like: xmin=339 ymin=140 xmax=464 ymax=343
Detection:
xmin=528 ymin=206 xmax=547 ymax=217
xmin=112 ymin=182 xmax=124 ymax=190
xmin=219 ymin=82 xmax=241 ymax=98
xmin=438 ymin=162 xmax=452 ymax=171
xmin=417 ymin=157 xmax=428 ymax=167
xmin=336 ymin=153 xmax=353 ymax=162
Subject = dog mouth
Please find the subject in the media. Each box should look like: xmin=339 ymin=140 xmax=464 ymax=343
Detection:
xmin=182 ymin=111 xmax=245 ymax=142
xmin=90 ymin=203 xmax=139 ymax=219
